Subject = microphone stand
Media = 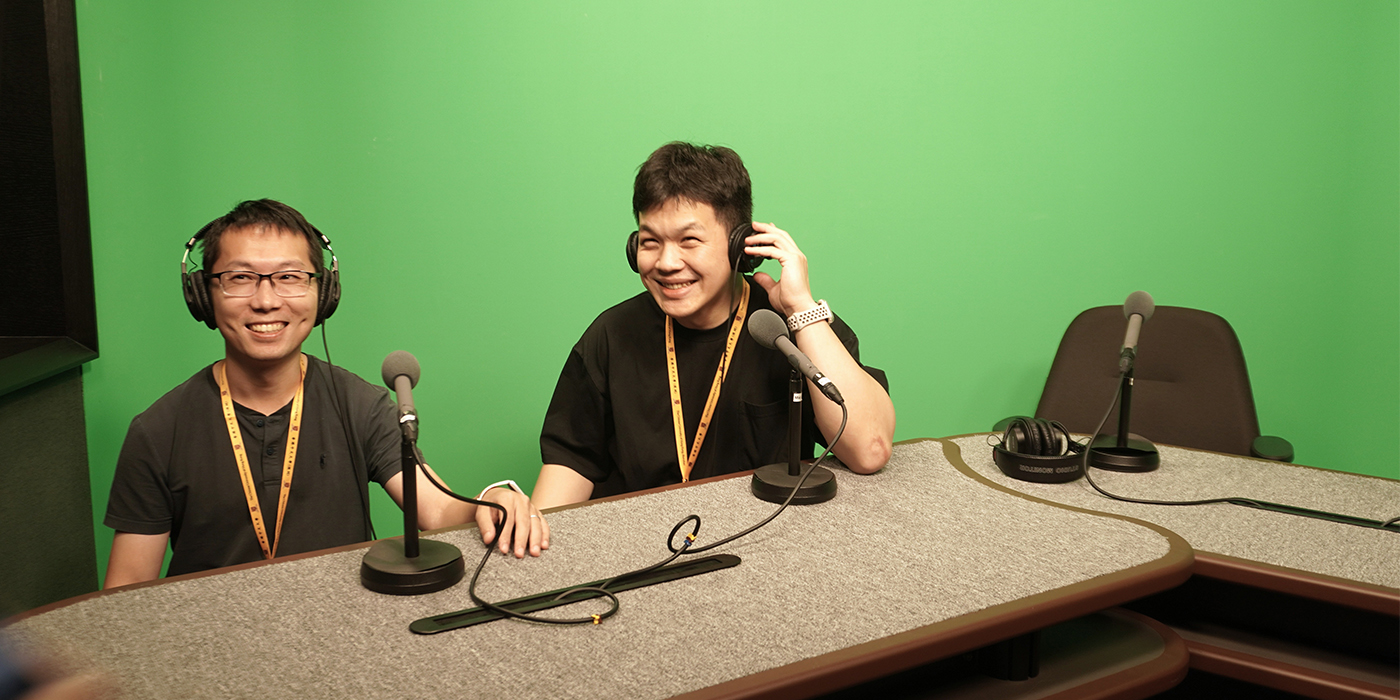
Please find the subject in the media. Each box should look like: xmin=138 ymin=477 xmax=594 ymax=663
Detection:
xmin=750 ymin=370 xmax=837 ymax=504
xmin=1089 ymin=366 xmax=1160 ymax=472
xmin=361 ymin=411 xmax=466 ymax=594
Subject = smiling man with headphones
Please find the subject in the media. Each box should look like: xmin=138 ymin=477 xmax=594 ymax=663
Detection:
xmin=531 ymin=143 xmax=896 ymax=508
xmin=102 ymin=199 xmax=548 ymax=588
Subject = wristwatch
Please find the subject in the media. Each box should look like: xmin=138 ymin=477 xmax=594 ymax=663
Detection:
xmin=787 ymin=300 xmax=832 ymax=332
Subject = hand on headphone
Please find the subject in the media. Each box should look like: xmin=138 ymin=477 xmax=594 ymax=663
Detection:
xmin=747 ymin=222 xmax=817 ymax=318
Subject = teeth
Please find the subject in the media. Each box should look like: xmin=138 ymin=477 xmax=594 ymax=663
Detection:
xmin=661 ymin=282 xmax=693 ymax=290
xmin=249 ymin=323 xmax=286 ymax=333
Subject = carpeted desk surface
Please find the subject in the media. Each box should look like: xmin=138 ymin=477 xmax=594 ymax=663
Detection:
xmin=948 ymin=435 xmax=1400 ymax=590
xmin=9 ymin=441 xmax=1179 ymax=699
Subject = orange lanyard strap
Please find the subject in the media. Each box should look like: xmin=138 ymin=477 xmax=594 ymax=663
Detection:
xmin=666 ymin=282 xmax=751 ymax=482
xmin=215 ymin=354 xmax=307 ymax=560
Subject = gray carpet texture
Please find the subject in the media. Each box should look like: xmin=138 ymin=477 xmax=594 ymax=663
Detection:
xmin=9 ymin=441 xmax=1171 ymax=700
xmin=950 ymin=435 xmax=1400 ymax=589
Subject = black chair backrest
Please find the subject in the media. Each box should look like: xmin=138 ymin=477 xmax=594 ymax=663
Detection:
xmin=1035 ymin=305 xmax=1262 ymax=457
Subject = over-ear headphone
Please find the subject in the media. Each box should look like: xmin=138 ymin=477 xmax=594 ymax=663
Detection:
xmin=626 ymin=222 xmax=762 ymax=274
xmin=181 ymin=218 xmax=341 ymax=330
xmin=992 ymin=416 xmax=1085 ymax=483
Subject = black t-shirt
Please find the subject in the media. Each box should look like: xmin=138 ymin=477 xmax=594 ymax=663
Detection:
xmin=105 ymin=355 xmax=401 ymax=576
xmin=541 ymin=278 xmax=887 ymax=497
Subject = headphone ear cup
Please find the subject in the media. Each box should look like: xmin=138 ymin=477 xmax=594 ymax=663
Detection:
xmin=184 ymin=270 xmax=218 ymax=330
xmin=1003 ymin=416 xmax=1031 ymax=453
xmin=317 ymin=268 xmax=340 ymax=325
xmin=1034 ymin=418 xmax=1059 ymax=456
xmin=626 ymin=231 xmax=640 ymax=273
xmin=729 ymin=223 xmax=759 ymax=273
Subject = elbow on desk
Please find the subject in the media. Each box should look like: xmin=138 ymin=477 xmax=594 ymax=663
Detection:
xmin=841 ymin=436 xmax=893 ymax=475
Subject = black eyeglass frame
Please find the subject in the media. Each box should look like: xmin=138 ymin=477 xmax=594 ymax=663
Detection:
xmin=207 ymin=269 xmax=323 ymax=298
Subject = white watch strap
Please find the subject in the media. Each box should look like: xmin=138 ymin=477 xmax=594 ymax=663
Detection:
xmin=476 ymin=479 xmax=524 ymax=500
xmin=787 ymin=300 xmax=832 ymax=332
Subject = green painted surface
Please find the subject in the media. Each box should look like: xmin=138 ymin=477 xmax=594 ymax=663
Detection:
xmin=73 ymin=1 xmax=1399 ymax=581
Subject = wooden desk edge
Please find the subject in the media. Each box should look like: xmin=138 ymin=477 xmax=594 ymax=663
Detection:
xmin=671 ymin=438 xmax=1195 ymax=700
xmin=934 ymin=434 xmax=1400 ymax=616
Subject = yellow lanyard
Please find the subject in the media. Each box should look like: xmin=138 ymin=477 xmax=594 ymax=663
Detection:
xmin=666 ymin=283 xmax=751 ymax=482
xmin=215 ymin=354 xmax=307 ymax=560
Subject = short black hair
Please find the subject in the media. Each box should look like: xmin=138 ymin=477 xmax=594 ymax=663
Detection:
xmin=199 ymin=199 xmax=324 ymax=275
xmin=633 ymin=142 xmax=752 ymax=233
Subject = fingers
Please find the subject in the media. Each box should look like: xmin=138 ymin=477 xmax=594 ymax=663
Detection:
xmin=475 ymin=502 xmax=499 ymax=548
xmin=752 ymin=271 xmax=778 ymax=293
xmin=527 ymin=507 xmax=550 ymax=557
xmin=478 ymin=491 xmax=551 ymax=558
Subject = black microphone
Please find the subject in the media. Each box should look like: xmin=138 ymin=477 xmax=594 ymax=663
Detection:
xmin=362 ymin=350 xmax=465 ymax=595
xmin=749 ymin=309 xmax=844 ymax=406
xmin=381 ymin=350 xmax=421 ymax=437
xmin=1119 ymin=291 xmax=1155 ymax=373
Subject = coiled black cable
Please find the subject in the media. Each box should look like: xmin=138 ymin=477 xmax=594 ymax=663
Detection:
xmin=415 ymin=403 xmax=850 ymax=625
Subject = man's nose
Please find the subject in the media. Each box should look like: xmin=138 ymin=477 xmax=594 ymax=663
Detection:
xmin=656 ymin=242 xmax=684 ymax=270
xmin=248 ymin=277 xmax=283 ymax=308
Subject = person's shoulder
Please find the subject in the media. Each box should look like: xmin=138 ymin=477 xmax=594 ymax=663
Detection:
xmin=306 ymin=355 xmax=388 ymax=401
xmin=574 ymin=291 xmax=657 ymax=348
xmin=590 ymin=291 xmax=657 ymax=331
xmin=132 ymin=363 xmax=219 ymax=427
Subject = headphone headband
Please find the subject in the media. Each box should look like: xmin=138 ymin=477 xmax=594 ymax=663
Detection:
xmin=991 ymin=417 xmax=1085 ymax=483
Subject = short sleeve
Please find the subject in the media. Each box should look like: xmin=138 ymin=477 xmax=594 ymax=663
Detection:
xmin=830 ymin=313 xmax=890 ymax=394
xmin=359 ymin=387 xmax=402 ymax=486
xmin=539 ymin=348 xmax=614 ymax=483
xmin=104 ymin=415 xmax=174 ymax=535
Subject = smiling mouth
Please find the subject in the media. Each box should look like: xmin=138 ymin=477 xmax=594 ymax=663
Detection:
xmin=659 ymin=281 xmax=694 ymax=290
xmin=248 ymin=322 xmax=288 ymax=334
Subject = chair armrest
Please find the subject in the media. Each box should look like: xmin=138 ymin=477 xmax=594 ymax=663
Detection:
xmin=1251 ymin=435 xmax=1294 ymax=462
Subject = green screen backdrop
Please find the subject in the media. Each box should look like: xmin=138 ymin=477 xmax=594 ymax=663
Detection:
xmin=74 ymin=1 xmax=1399 ymax=581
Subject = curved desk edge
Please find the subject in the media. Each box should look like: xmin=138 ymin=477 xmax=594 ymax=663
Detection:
xmin=1194 ymin=553 xmax=1399 ymax=617
xmin=1041 ymin=609 xmax=1190 ymax=700
xmin=672 ymin=439 xmax=1194 ymax=700
xmin=938 ymin=433 xmax=1400 ymax=615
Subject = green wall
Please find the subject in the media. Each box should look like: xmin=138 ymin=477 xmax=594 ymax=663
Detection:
xmin=75 ymin=1 xmax=1399 ymax=581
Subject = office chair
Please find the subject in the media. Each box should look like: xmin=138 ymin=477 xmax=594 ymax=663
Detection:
xmin=1001 ymin=305 xmax=1294 ymax=462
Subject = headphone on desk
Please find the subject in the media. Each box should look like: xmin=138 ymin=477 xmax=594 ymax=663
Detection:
xmin=180 ymin=218 xmax=341 ymax=329
xmin=992 ymin=416 xmax=1085 ymax=483
xmin=626 ymin=222 xmax=762 ymax=274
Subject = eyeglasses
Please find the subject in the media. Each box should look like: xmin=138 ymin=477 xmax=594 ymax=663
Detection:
xmin=208 ymin=270 xmax=320 ymax=298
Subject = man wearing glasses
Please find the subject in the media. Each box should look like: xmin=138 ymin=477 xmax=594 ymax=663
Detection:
xmin=102 ymin=199 xmax=548 ymax=588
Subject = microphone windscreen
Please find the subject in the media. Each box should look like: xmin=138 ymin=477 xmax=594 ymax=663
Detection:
xmin=381 ymin=350 xmax=421 ymax=389
xmin=1123 ymin=291 xmax=1155 ymax=321
xmin=748 ymin=309 xmax=790 ymax=350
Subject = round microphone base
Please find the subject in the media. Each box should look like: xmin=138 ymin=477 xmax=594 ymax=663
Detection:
xmin=360 ymin=538 xmax=465 ymax=595
xmin=1089 ymin=434 xmax=1160 ymax=472
xmin=750 ymin=463 xmax=837 ymax=505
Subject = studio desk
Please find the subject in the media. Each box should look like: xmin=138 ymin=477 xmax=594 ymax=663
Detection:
xmin=6 ymin=440 xmax=1196 ymax=700
xmin=944 ymin=434 xmax=1400 ymax=700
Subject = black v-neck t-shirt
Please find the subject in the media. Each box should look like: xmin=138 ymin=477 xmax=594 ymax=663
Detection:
xmin=105 ymin=356 xmax=401 ymax=576
xmin=541 ymin=278 xmax=887 ymax=498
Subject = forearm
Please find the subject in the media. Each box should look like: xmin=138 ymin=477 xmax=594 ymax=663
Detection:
xmin=532 ymin=464 xmax=595 ymax=510
xmin=794 ymin=321 xmax=895 ymax=473
xmin=414 ymin=463 xmax=476 ymax=531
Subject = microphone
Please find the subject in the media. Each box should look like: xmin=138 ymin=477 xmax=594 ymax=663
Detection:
xmin=749 ymin=309 xmax=844 ymax=406
xmin=1119 ymin=291 xmax=1155 ymax=372
xmin=362 ymin=350 xmax=465 ymax=595
xmin=382 ymin=350 xmax=421 ymax=436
